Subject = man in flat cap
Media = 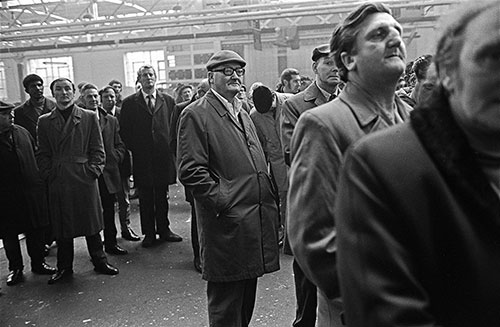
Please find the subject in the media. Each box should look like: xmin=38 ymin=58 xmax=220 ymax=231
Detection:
xmin=177 ymin=50 xmax=280 ymax=327
xmin=280 ymin=43 xmax=342 ymax=327
xmin=0 ymin=101 xmax=56 ymax=287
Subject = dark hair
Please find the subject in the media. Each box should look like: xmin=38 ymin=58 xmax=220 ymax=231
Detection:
xmin=99 ymin=85 xmax=116 ymax=97
xmin=137 ymin=65 xmax=156 ymax=80
xmin=412 ymin=55 xmax=433 ymax=81
xmin=80 ymin=83 xmax=98 ymax=94
xmin=434 ymin=0 xmax=498 ymax=78
xmin=23 ymin=74 xmax=43 ymax=90
xmin=108 ymin=79 xmax=122 ymax=87
xmin=330 ymin=2 xmax=392 ymax=82
xmin=50 ymin=78 xmax=75 ymax=94
xmin=280 ymin=68 xmax=300 ymax=84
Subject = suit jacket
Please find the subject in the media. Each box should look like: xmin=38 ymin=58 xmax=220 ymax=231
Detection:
xmin=336 ymin=97 xmax=500 ymax=326
xmin=119 ymin=90 xmax=177 ymax=187
xmin=37 ymin=105 xmax=105 ymax=239
xmin=288 ymin=81 xmax=411 ymax=299
xmin=14 ymin=97 xmax=56 ymax=142
xmin=281 ymin=81 xmax=329 ymax=165
xmin=177 ymin=89 xmax=280 ymax=282
xmin=98 ymin=108 xmax=126 ymax=194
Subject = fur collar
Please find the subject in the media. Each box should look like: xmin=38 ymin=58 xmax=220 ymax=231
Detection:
xmin=410 ymin=94 xmax=500 ymax=231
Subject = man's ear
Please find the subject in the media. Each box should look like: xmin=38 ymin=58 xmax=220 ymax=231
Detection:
xmin=207 ymin=72 xmax=214 ymax=85
xmin=340 ymin=51 xmax=356 ymax=72
xmin=441 ymin=75 xmax=454 ymax=94
xmin=312 ymin=61 xmax=318 ymax=75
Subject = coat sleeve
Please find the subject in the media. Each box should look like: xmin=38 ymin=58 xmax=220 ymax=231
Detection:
xmin=177 ymin=107 xmax=218 ymax=208
xmin=112 ymin=118 xmax=127 ymax=164
xmin=281 ymin=99 xmax=299 ymax=166
xmin=87 ymin=113 xmax=105 ymax=178
xmin=287 ymin=110 xmax=342 ymax=299
xmin=36 ymin=117 xmax=53 ymax=181
xmin=119 ymin=99 xmax=133 ymax=151
xmin=335 ymin=146 xmax=436 ymax=327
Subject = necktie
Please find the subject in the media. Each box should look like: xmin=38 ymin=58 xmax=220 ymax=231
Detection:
xmin=147 ymin=95 xmax=154 ymax=114
xmin=328 ymin=93 xmax=336 ymax=102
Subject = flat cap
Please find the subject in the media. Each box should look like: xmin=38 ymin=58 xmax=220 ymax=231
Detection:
xmin=311 ymin=44 xmax=330 ymax=62
xmin=0 ymin=100 xmax=15 ymax=112
xmin=206 ymin=50 xmax=246 ymax=71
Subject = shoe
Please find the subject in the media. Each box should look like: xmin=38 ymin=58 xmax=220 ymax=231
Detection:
xmin=122 ymin=227 xmax=141 ymax=241
xmin=194 ymin=257 xmax=202 ymax=273
xmin=105 ymin=245 xmax=128 ymax=255
xmin=159 ymin=229 xmax=182 ymax=242
xmin=6 ymin=269 xmax=23 ymax=286
xmin=48 ymin=269 xmax=73 ymax=285
xmin=142 ymin=235 xmax=156 ymax=248
xmin=94 ymin=262 xmax=119 ymax=275
xmin=32 ymin=262 xmax=57 ymax=275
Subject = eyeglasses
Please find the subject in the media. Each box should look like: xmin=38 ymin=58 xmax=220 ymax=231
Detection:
xmin=212 ymin=67 xmax=245 ymax=77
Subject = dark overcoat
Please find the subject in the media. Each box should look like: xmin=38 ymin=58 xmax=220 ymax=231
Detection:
xmin=336 ymin=98 xmax=500 ymax=326
xmin=0 ymin=125 xmax=49 ymax=238
xmin=119 ymin=91 xmax=177 ymax=188
xmin=177 ymin=90 xmax=280 ymax=282
xmin=98 ymin=108 xmax=126 ymax=194
xmin=37 ymin=105 xmax=105 ymax=239
xmin=14 ymin=97 xmax=56 ymax=141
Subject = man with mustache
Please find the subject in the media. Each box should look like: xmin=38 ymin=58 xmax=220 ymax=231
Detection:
xmin=287 ymin=3 xmax=412 ymax=325
xmin=177 ymin=50 xmax=280 ymax=327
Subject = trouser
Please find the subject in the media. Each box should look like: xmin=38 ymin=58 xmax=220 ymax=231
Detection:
xmin=98 ymin=177 xmax=118 ymax=248
xmin=55 ymin=233 xmax=106 ymax=270
xmin=189 ymin=200 xmax=200 ymax=260
xmin=2 ymin=230 xmax=45 ymax=271
xmin=207 ymin=278 xmax=258 ymax=327
xmin=116 ymin=175 xmax=131 ymax=233
xmin=292 ymin=259 xmax=317 ymax=327
xmin=317 ymin=290 xmax=344 ymax=327
xmin=137 ymin=184 xmax=170 ymax=237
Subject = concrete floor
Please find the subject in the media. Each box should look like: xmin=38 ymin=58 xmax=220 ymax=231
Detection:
xmin=0 ymin=183 xmax=296 ymax=327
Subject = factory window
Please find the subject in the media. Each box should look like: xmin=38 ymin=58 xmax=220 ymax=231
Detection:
xmin=27 ymin=56 xmax=74 ymax=96
xmin=124 ymin=50 xmax=165 ymax=87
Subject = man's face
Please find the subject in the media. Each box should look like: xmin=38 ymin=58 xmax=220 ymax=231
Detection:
xmin=196 ymin=81 xmax=210 ymax=98
xmin=315 ymin=55 xmax=340 ymax=88
xmin=52 ymin=80 xmax=75 ymax=107
xmin=139 ymin=68 xmax=156 ymax=91
xmin=26 ymin=80 xmax=45 ymax=101
xmin=82 ymin=88 xmax=99 ymax=110
xmin=284 ymin=74 xmax=301 ymax=94
xmin=347 ymin=12 xmax=406 ymax=83
xmin=101 ymin=89 xmax=116 ymax=111
xmin=181 ymin=88 xmax=193 ymax=102
xmin=414 ymin=64 xmax=438 ymax=105
xmin=0 ymin=110 xmax=13 ymax=131
xmin=210 ymin=63 xmax=243 ymax=99
xmin=111 ymin=83 xmax=122 ymax=95
xmin=448 ymin=6 xmax=500 ymax=137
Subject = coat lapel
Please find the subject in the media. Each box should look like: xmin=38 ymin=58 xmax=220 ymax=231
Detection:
xmin=59 ymin=106 xmax=82 ymax=148
xmin=206 ymin=91 xmax=244 ymax=133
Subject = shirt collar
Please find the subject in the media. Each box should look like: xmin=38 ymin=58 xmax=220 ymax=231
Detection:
xmin=211 ymin=89 xmax=242 ymax=118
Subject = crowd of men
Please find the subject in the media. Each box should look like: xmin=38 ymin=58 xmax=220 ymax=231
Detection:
xmin=1 ymin=0 xmax=500 ymax=325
